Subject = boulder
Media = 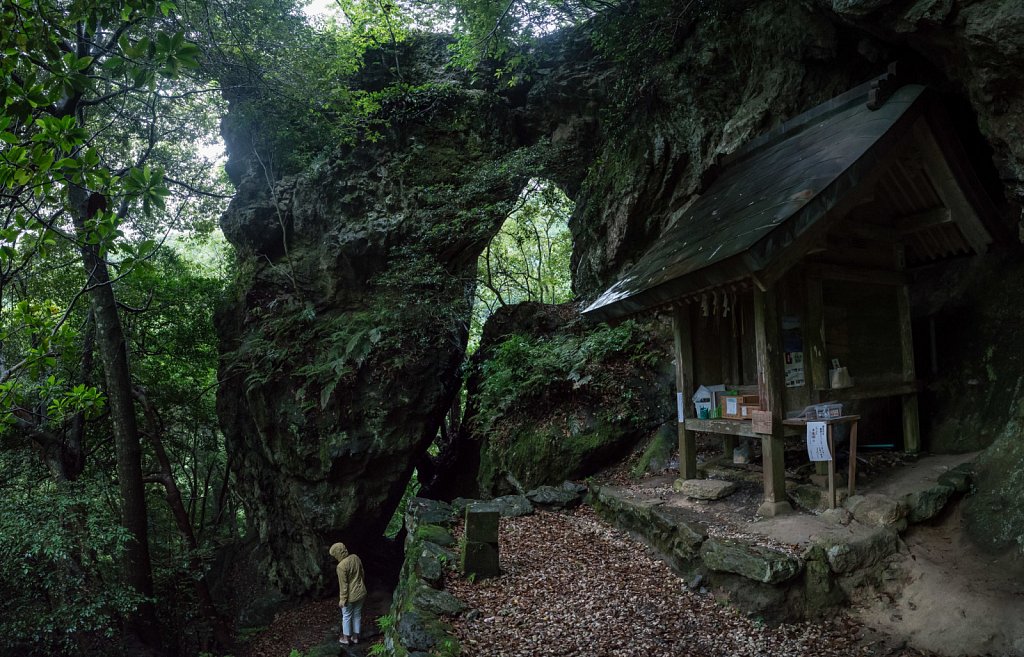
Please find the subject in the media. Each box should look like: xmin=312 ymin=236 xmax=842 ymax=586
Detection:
xmin=482 ymin=495 xmax=535 ymax=518
xmin=846 ymin=494 xmax=907 ymax=529
xmin=408 ymin=498 xmax=456 ymax=528
xmin=413 ymin=586 xmax=466 ymax=617
xmin=398 ymin=610 xmax=451 ymax=653
xmin=818 ymin=527 xmax=899 ymax=574
xmin=526 ymin=485 xmax=583 ymax=509
xmin=903 ymin=484 xmax=955 ymax=524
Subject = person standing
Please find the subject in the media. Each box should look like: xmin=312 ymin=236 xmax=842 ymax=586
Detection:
xmin=329 ymin=542 xmax=367 ymax=645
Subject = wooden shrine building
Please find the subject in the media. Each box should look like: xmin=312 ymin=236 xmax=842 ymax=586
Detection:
xmin=582 ymin=73 xmax=997 ymax=516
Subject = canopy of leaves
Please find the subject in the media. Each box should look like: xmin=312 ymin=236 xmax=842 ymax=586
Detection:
xmin=470 ymin=178 xmax=573 ymax=349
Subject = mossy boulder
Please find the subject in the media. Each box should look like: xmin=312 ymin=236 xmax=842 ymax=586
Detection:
xmin=461 ymin=303 xmax=673 ymax=495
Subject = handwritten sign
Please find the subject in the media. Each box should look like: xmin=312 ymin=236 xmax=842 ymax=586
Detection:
xmin=806 ymin=422 xmax=831 ymax=461
xmin=676 ymin=392 xmax=685 ymax=422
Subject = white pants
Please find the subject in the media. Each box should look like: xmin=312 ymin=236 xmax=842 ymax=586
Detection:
xmin=341 ymin=599 xmax=363 ymax=636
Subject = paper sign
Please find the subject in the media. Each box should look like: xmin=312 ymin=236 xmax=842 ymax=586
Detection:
xmin=725 ymin=397 xmax=738 ymax=416
xmin=806 ymin=422 xmax=831 ymax=461
xmin=676 ymin=392 xmax=685 ymax=422
xmin=785 ymin=351 xmax=805 ymax=388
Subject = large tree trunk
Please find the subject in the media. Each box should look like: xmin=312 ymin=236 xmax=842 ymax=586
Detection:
xmin=71 ymin=185 xmax=159 ymax=644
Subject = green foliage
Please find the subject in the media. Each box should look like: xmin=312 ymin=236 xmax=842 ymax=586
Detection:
xmin=205 ymin=0 xmax=415 ymax=175
xmin=474 ymin=319 xmax=658 ymax=438
xmin=384 ymin=468 xmax=420 ymax=538
xmin=469 ymin=178 xmax=573 ymax=351
xmin=376 ymin=613 xmax=396 ymax=632
xmin=404 ymin=0 xmax=600 ymax=82
xmin=0 ymin=472 xmax=146 ymax=655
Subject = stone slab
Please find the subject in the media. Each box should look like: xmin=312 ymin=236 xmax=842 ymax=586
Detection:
xmin=675 ymin=478 xmax=739 ymax=500
xmin=700 ymin=538 xmax=803 ymax=584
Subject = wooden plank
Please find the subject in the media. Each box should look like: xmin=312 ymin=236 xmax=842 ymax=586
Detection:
xmin=897 ymin=285 xmax=921 ymax=454
xmin=817 ymin=380 xmax=919 ymax=401
xmin=673 ymin=305 xmax=698 ymax=479
xmin=754 ymin=287 xmax=792 ymax=516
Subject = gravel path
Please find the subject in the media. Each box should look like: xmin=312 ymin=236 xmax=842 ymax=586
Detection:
xmin=447 ymin=508 xmax=929 ymax=657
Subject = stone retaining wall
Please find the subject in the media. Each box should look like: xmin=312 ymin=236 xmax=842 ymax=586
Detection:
xmin=588 ymin=461 xmax=973 ymax=621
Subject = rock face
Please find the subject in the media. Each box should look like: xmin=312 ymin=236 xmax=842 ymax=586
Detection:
xmin=216 ymin=51 xmax=528 ymax=592
xmin=216 ymin=1 xmax=1024 ymax=595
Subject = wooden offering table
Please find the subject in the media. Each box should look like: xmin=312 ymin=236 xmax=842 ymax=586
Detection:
xmin=783 ymin=415 xmax=860 ymax=509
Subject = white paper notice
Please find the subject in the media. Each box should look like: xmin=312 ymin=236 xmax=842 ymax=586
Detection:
xmin=676 ymin=392 xmax=685 ymax=422
xmin=806 ymin=422 xmax=831 ymax=461
xmin=726 ymin=397 xmax=738 ymax=416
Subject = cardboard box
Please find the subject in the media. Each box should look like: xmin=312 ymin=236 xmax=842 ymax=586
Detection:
xmin=740 ymin=403 xmax=761 ymax=419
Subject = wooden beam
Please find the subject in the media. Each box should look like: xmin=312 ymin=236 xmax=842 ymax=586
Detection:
xmin=753 ymin=287 xmax=792 ymax=516
xmin=817 ymin=380 xmax=920 ymax=402
xmin=912 ymin=122 xmax=992 ymax=254
xmin=684 ymin=418 xmax=802 ymax=438
xmin=897 ymin=285 xmax=921 ymax=454
xmin=673 ymin=305 xmax=698 ymax=480
xmin=806 ymin=263 xmax=907 ymax=287
xmin=896 ymin=207 xmax=952 ymax=234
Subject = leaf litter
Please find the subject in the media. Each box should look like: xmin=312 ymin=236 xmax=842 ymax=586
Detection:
xmin=447 ymin=507 xmax=934 ymax=657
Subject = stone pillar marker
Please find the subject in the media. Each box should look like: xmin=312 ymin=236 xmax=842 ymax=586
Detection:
xmin=461 ymin=505 xmax=500 ymax=579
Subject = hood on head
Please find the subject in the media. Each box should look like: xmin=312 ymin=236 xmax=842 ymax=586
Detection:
xmin=329 ymin=542 xmax=349 ymax=561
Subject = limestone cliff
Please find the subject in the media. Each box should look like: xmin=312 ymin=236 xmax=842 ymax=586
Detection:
xmin=216 ymin=0 xmax=1024 ymax=595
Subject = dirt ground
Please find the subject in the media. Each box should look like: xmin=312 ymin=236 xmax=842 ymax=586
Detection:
xmin=850 ymin=501 xmax=1024 ymax=657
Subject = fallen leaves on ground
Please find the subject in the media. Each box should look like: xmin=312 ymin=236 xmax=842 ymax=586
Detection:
xmin=239 ymin=598 xmax=339 ymax=657
xmin=447 ymin=508 xmax=930 ymax=657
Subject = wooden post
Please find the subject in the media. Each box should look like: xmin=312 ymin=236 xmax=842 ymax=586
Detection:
xmin=897 ymin=285 xmax=921 ymax=454
xmin=754 ymin=287 xmax=793 ymax=516
xmin=848 ymin=419 xmax=858 ymax=496
xmin=804 ymin=276 xmax=828 ymax=402
xmin=673 ymin=305 xmax=698 ymax=481
xmin=805 ymin=276 xmax=829 ymax=477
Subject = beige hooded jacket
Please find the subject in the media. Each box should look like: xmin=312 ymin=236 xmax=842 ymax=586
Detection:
xmin=329 ymin=542 xmax=367 ymax=607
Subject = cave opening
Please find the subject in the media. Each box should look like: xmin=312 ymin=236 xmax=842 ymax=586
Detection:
xmin=467 ymin=177 xmax=576 ymax=352
xmin=390 ymin=178 xmax=577 ymax=511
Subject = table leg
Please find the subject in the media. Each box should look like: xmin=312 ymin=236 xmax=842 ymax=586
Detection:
xmin=848 ymin=420 xmax=858 ymax=496
xmin=827 ymin=425 xmax=836 ymax=509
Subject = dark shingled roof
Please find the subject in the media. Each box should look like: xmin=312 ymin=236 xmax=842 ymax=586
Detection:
xmin=583 ymin=82 xmax=930 ymax=323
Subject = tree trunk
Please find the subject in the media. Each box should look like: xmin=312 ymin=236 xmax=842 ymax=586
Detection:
xmin=136 ymin=388 xmax=232 ymax=648
xmin=70 ymin=185 xmax=158 ymax=643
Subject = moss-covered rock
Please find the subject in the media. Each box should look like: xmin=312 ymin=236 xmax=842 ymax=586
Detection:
xmin=965 ymin=415 xmax=1024 ymax=555
xmin=460 ymin=303 xmax=673 ymax=496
